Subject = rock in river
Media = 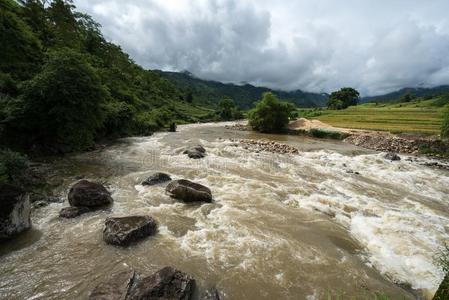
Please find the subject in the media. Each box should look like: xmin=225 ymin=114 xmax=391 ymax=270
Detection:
xmin=183 ymin=145 xmax=206 ymax=159
xmin=384 ymin=152 xmax=401 ymax=161
xmin=89 ymin=269 xmax=136 ymax=300
xmin=59 ymin=206 xmax=90 ymax=219
xmin=103 ymin=215 xmax=157 ymax=246
xmin=142 ymin=172 xmax=171 ymax=186
xmin=0 ymin=184 xmax=31 ymax=239
xmin=68 ymin=180 xmax=113 ymax=207
xmin=166 ymin=179 xmax=212 ymax=203
xmin=128 ymin=266 xmax=195 ymax=300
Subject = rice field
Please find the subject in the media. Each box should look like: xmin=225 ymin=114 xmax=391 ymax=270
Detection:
xmin=310 ymin=100 xmax=446 ymax=135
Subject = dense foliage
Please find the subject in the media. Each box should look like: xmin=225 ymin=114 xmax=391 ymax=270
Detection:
xmin=248 ymin=92 xmax=296 ymax=133
xmin=0 ymin=0 xmax=212 ymax=153
xmin=217 ymin=97 xmax=243 ymax=121
xmin=0 ymin=149 xmax=28 ymax=184
xmin=327 ymin=87 xmax=360 ymax=110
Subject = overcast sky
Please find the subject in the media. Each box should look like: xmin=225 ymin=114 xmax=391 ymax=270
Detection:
xmin=74 ymin=0 xmax=449 ymax=96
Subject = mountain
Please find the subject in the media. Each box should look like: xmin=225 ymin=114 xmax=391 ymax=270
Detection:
xmin=155 ymin=71 xmax=329 ymax=108
xmin=362 ymin=86 xmax=449 ymax=103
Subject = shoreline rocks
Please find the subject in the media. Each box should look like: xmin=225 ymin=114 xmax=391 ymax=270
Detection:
xmin=229 ymin=138 xmax=299 ymax=154
xmin=89 ymin=269 xmax=136 ymax=300
xmin=0 ymin=184 xmax=31 ymax=239
xmin=142 ymin=173 xmax=171 ymax=186
xmin=103 ymin=215 xmax=158 ymax=246
xmin=166 ymin=179 xmax=212 ymax=203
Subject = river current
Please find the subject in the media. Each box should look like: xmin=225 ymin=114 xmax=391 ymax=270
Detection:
xmin=1 ymin=122 xmax=448 ymax=299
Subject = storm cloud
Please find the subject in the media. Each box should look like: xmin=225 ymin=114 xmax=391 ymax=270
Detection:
xmin=75 ymin=0 xmax=449 ymax=95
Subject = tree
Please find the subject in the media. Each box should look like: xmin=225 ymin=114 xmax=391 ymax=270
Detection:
xmin=399 ymin=92 xmax=416 ymax=103
xmin=16 ymin=48 xmax=107 ymax=151
xmin=327 ymin=87 xmax=360 ymax=110
xmin=248 ymin=92 xmax=295 ymax=133
xmin=217 ymin=97 xmax=236 ymax=120
xmin=47 ymin=0 xmax=81 ymax=49
xmin=442 ymin=108 xmax=449 ymax=139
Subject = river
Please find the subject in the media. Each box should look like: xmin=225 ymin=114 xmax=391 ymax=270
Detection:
xmin=1 ymin=122 xmax=448 ymax=299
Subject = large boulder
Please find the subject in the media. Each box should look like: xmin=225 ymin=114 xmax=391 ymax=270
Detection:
xmin=183 ymin=145 xmax=206 ymax=159
xmin=166 ymin=179 xmax=212 ymax=203
xmin=68 ymin=180 xmax=113 ymax=207
xmin=0 ymin=184 xmax=31 ymax=239
xmin=103 ymin=215 xmax=157 ymax=246
xmin=59 ymin=206 xmax=90 ymax=219
xmin=128 ymin=266 xmax=195 ymax=300
xmin=142 ymin=173 xmax=171 ymax=186
xmin=89 ymin=269 xmax=136 ymax=300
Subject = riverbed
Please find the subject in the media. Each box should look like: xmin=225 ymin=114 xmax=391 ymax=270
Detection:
xmin=1 ymin=122 xmax=448 ymax=299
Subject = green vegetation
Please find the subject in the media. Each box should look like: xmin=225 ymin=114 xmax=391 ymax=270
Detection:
xmin=309 ymin=128 xmax=348 ymax=140
xmin=327 ymin=87 xmax=360 ymax=110
xmin=0 ymin=0 xmax=218 ymax=153
xmin=312 ymin=97 xmax=446 ymax=134
xmin=441 ymin=107 xmax=449 ymax=138
xmin=434 ymin=244 xmax=449 ymax=300
xmin=248 ymin=92 xmax=296 ymax=133
xmin=217 ymin=97 xmax=243 ymax=121
xmin=0 ymin=149 xmax=28 ymax=184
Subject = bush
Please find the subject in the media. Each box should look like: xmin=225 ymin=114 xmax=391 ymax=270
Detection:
xmin=327 ymin=87 xmax=359 ymax=110
xmin=17 ymin=48 xmax=107 ymax=151
xmin=309 ymin=128 xmax=348 ymax=140
xmin=248 ymin=92 xmax=295 ymax=133
xmin=442 ymin=108 xmax=449 ymax=139
xmin=0 ymin=149 xmax=28 ymax=184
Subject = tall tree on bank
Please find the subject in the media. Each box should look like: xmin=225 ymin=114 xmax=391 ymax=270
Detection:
xmin=327 ymin=87 xmax=360 ymax=110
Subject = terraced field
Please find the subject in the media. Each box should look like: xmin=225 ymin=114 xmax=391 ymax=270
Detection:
xmin=311 ymin=100 xmax=446 ymax=134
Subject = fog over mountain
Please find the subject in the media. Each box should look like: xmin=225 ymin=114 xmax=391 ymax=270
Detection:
xmin=75 ymin=0 xmax=449 ymax=96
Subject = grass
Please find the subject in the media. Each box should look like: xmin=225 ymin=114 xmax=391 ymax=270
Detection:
xmin=305 ymin=98 xmax=447 ymax=135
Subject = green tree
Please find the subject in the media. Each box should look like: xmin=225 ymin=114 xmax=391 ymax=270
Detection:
xmin=47 ymin=0 xmax=81 ymax=49
xmin=16 ymin=48 xmax=107 ymax=151
xmin=442 ymin=108 xmax=449 ymax=139
xmin=0 ymin=149 xmax=28 ymax=184
xmin=328 ymin=87 xmax=360 ymax=110
xmin=399 ymin=92 xmax=416 ymax=103
xmin=248 ymin=92 xmax=295 ymax=133
xmin=217 ymin=97 xmax=236 ymax=120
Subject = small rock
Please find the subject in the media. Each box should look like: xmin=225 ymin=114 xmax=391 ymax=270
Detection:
xmin=68 ymin=180 xmax=113 ymax=207
xmin=59 ymin=206 xmax=90 ymax=219
xmin=142 ymin=173 xmax=172 ymax=186
xmin=384 ymin=152 xmax=401 ymax=161
xmin=0 ymin=184 xmax=31 ymax=239
xmin=89 ymin=269 xmax=136 ymax=300
xmin=183 ymin=145 xmax=206 ymax=159
xmin=166 ymin=179 xmax=212 ymax=203
xmin=128 ymin=266 xmax=195 ymax=300
xmin=103 ymin=215 xmax=157 ymax=246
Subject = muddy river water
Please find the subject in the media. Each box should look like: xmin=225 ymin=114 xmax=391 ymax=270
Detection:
xmin=1 ymin=122 xmax=448 ymax=299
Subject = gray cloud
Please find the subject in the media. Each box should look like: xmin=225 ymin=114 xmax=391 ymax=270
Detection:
xmin=75 ymin=0 xmax=449 ymax=95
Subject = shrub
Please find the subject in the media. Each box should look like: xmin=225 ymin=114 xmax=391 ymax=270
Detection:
xmin=0 ymin=149 xmax=28 ymax=184
xmin=248 ymin=92 xmax=295 ymax=133
xmin=309 ymin=128 xmax=348 ymax=140
xmin=327 ymin=87 xmax=360 ymax=110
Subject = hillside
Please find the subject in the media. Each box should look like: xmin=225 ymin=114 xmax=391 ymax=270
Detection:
xmin=156 ymin=71 xmax=329 ymax=109
xmin=362 ymin=86 xmax=449 ymax=103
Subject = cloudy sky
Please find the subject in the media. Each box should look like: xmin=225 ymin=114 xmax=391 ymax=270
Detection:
xmin=74 ymin=0 xmax=449 ymax=96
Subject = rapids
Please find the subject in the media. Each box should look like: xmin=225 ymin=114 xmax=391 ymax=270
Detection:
xmin=0 ymin=122 xmax=448 ymax=299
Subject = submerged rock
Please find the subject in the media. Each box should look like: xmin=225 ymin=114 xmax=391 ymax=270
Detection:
xmin=183 ymin=145 xmax=206 ymax=159
xmin=0 ymin=184 xmax=31 ymax=239
xmin=142 ymin=172 xmax=171 ymax=186
xmin=202 ymin=288 xmax=221 ymax=300
xmin=59 ymin=206 xmax=90 ymax=219
xmin=166 ymin=179 xmax=212 ymax=203
xmin=68 ymin=180 xmax=113 ymax=207
xmin=103 ymin=215 xmax=157 ymax=246
xmin=384 ymin=152 xmax=401 ymax=161
xmin=128 ymin=266 xmax=195 ymax=300
xmin=89 ymin=269 xmax=136 ymax=300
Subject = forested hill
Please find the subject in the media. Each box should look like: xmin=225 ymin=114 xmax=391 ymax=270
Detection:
xmin=156 ymin=71 xmax=329 ymax=109
xmin=0 ymin=0 xmax=215 ymax=153
xmin=361 ymin=86 xmax=449 ymax=103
